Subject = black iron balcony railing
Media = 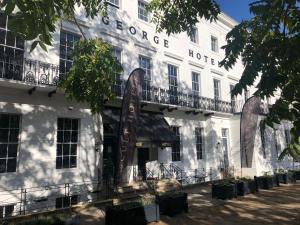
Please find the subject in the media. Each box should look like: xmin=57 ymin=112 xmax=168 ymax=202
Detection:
xmin=0 ymin=57 xmax=234 ymax=114
xmin=0 ymin=57 xmax=60 ymax=86
xmin=114 ymin=81 xmax=234 ymax=114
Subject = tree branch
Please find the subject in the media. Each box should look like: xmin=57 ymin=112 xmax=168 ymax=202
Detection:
xmin=73 ymin=14 xmax=87 ymax=40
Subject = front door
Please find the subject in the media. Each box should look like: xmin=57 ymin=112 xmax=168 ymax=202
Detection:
xmin=137 ymin=148 xmax=149 ymax=180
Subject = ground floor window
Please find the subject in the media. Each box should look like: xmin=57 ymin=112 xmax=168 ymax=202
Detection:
xmin=171 ymin=126 xmax=181 ymax=161
xmin=195 ymin=128 xmax=204 ymax=160
xmin=55 ymin=195 xmax=78 ymax=209
xmin=56 ymin=118 xmax=79 ymax=169
xmin=0 ymin=113 xmax=20 ymax=173
xmin=0 ymin=205 xmax=14 ymax=218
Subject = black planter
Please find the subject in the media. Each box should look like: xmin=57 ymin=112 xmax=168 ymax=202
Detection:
xmin=236 ymin=180 xmax=257 ymax=196
xmin=212 ymin=182 xmax=237 ymax=200
xmin=156 ymin=192 xmax=188 ymax=217
xmin=105 ymin=202 xmax=160 ymax=225
xmin=255 ymin=176 xmax=276 ymax=189
xmin=294 ymin=170 xmax=300 ymax=180
xmin=276 ymin=173 xmax=289 ymax=184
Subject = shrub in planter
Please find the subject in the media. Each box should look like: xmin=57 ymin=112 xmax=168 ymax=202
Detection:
xmin=288 ymin=170 xmax=297 ymax=183
xmin=236 ymin=178 xmax=257 ymax=196
xmin=156 ymin=192 xmax=188 ymax=217
xmin=255 ymin=176 xmax=276 ymax=189
xmin=275 ymin=173 xmax=289 ymax=184
xmin=212 ymin=179 xmax=237 ymax=200
xmin=105 ymin=199 xmax=159 ymax=225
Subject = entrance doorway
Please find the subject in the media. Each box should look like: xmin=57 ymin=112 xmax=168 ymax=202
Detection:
xmin=137 ymin=148 xmax=149 ymax=180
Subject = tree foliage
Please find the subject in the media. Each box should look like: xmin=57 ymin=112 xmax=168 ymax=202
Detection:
xmin=59 ymin=39 xmax=123 ymax=114
xmin=0 ymin=0 xmax=107 ymax=50
xmin=147 ymin=0 xmax=220 ymax=36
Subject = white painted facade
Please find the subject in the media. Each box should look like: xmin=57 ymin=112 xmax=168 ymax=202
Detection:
xmin=0 ymin=0 xmax=299 ymax=217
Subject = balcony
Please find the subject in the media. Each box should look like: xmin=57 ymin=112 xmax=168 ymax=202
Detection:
xmin=0 ymin=57 xmax=234 ymax=114
xmin=0 ymin=57 xmax=60 ymax=87
xmin=113 ymin=82 xmax=234 ymax=114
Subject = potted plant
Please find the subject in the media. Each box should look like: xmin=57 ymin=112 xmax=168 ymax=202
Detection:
xmin=255 ymin=173 xmax=279 ymax=189
xmin=275 ymin=170 xmax=289 ymax=184
xmin=155 ymin=191 xmax=188 ymax=217
xmin=105 ymin=198 xmax=159 ymax=225
xmin=236 ymin=177 xmax=257 ymax=196
xmin=211 ymin=179 xmax=237 ymax=200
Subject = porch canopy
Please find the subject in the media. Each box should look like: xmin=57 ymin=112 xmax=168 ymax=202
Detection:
xmin=102 ymin=108 xmax=179 ymax=145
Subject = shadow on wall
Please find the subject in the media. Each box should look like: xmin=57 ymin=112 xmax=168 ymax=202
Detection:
xmin=0 ymin=87 xmax=100 ymax=214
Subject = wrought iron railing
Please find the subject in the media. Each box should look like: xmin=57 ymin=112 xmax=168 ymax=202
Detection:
xmin=0 ymin=57 xmax=233 ymax=113
xmin=0 ymin=57 xmax=61 ymax=86
xmin=114 ymin=80 xmax=234 ymax=114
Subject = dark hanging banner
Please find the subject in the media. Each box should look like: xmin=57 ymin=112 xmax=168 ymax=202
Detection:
xmin=240 ymin=96 xmax=262 ymax=169
xmin=116 ymin=68 xmax=145 ymax=184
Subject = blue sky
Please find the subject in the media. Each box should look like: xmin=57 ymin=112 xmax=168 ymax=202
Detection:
xmin=215 ymin=0 xmax=253 ymax=22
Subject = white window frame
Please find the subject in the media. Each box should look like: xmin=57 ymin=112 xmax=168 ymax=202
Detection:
xmin=138 ymin=0 xmax=149 ymax=22
xmin=211 ymin=35 xmax=219 ymax=52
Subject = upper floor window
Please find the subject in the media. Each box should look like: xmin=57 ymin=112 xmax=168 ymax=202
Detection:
xmin=0 ymin=13 xmax=25 ymax=81
xmin=192 ymin=72 xmax=200 ymax=95
xmin=139 ymin=55 xmax=151 ymax=101
xmin=211 ymin=36 xmax=218 ymax=52
xmin=112 ymin=48 xmax=122 ymax=96
xmin=230 ymin=84 xmax=236 ymax=110
xmin=195 ymin=128 xmax=204 ymax=160
xmin=107 ymin=0 xmax=119 ymax=7
xmin=171 ymin=126 xmax=181 ymax=162
xmin=168 ymin=64 xmax=178 ymax=105
xmin=59 ymin=30 xmax=80 ymax=78
xmin=0 ymin=114 xmax=20 ymax=173
xmin=138 ymin=1 xmax=149 ymax=22
xmin=190 ymin=27 xmax=199 ymax=44
xmin=56 ymin=118 xmax=79 ymax=169
xmin=213 ymin=79 xmax=221 ymax=100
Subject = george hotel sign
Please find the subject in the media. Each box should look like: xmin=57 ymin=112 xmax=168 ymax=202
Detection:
xmin=101 ymin=16 xmax=220 ymax=67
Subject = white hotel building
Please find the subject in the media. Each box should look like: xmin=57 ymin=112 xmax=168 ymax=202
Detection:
xmin=0 ymin=0 xmax=298 ymax=217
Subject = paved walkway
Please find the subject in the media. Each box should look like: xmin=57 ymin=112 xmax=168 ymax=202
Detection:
xmin=75 ymin=183 xmax=300 ymax=225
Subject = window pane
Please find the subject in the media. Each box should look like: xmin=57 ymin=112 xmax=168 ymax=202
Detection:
xmin=62 ymin=157 xmax=69 ymax=168
xmin=9 ymin=129 xmax=19 ymax=142
xmin=0 ymin=129 xmax=9 ymax=142
xmin=64 ymin=131 xmax=71 ymax=142
xmin=10 ymin=115 xmax=20 ymax=128
xmin=71 ymin=119 xmax=78 ymax=130
xmin=8 ymin=144 xmax=17 ymax=157
xmin=0 ymin=114 xmax=10 ymax=128
xmin=71 ymin=131 xmax=78 ymax=142
xmin=57 ymin=118 xmax=64 ymax=130
xmin=16 ymin=35 xmax=24 ymax=49
xmin=63 ymin=144 xmax=70 ymax=156
xmin=7 ymin=158 xmax=16 ymax=172
xmin=0 ymin=159 xmax=6 ymax=173
xmin=56 ymin=157 xmax=62 ymax=169
xmin=56 ymin=144 xmax=62 ymax=156
xmin=70 ymin=144 xmax=77 ymax=155
xmin=64 ymin=119 xmax=72 ymax=130
xmin=70 ymin=156 xmax=77 ymax=168
xmin=0 ymin=29 xmax=5 ymax=45
xmin=0 ymin=206 xmax=3 ymax=218
xmin=0 ymin=144 xmax=7 ymax=158
xmin=57 ymin=131 xmax=63 ymax=143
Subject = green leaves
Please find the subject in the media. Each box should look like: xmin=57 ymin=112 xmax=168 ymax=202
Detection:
xmin=59 ymin=38 xmax=123 ymax=114
xmin=0 ymin=0 xmax=106 ymax=51
xmin=147 ymin=0 xmax=220 ymax=35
